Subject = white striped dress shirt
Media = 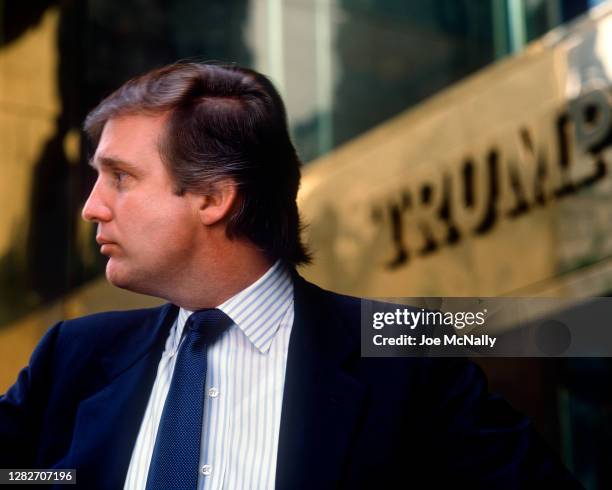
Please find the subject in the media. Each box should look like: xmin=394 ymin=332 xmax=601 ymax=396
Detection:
xmin=124 ymin=260 xmax=294 ymax=490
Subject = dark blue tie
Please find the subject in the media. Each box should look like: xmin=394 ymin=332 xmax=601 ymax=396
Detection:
xmin=145 ymin=308 xmax=233 ymax=490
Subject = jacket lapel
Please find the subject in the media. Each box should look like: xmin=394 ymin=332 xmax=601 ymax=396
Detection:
xmin=67 ymin=304 xmax=178 ymax=490
xmin=275 ymin=276 xmax=366 ymax=490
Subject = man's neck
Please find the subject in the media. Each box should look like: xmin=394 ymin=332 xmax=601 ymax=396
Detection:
xmin=168 ymin=245 xmax=276 ymax=310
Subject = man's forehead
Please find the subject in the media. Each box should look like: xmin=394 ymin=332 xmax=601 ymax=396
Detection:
xmin=92 ymin=114 xmax=168 ymax=168
xmin=99 ymin=113 xmax=168 ymax=142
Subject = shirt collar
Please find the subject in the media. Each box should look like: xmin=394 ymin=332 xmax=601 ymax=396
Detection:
xmin=173 ymin=260 xmax=293 ymax=354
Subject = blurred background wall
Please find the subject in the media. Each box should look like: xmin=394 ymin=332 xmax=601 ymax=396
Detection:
xmin=1 ymin=0 xmax=611 ymax=487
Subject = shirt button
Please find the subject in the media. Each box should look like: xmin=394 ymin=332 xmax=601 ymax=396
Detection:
xmin=201 ymin=464 xmax=212 ymax=476
xmin=208 ymin=387 xmax=219 ymax=398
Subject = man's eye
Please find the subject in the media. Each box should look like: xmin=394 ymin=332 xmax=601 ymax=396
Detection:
xmin=114 ymin=171 xmax=128 ymax=183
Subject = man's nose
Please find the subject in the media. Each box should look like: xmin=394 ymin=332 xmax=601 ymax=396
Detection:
xmin=81 ymin=181 xmax=112 ymax=223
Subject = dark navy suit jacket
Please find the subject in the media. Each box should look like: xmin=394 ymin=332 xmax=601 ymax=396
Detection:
xmin=0 ymin=276 xmax=580 ymax=489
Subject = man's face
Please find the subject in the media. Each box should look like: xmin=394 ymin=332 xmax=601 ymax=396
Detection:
xmin=82 ymin=114 xmax=201 ymax=296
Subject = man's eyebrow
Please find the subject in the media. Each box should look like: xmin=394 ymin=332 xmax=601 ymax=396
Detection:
xmin=89 ymin=155 xmax=140 ymax=172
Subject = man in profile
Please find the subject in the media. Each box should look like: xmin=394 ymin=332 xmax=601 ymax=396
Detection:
xmin=0 ymin=62 xmax=578 ymax=489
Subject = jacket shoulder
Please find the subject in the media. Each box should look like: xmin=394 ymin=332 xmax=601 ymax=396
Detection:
xmin=52 ymin=304 xmax=173 ymax=362
xmin=297 ymin=278 xmax=362 ymax=319
xmin=297 ymin=277 xmax=413 ymax=331
xmin=60 ymin=305 xmax=168 ymax=337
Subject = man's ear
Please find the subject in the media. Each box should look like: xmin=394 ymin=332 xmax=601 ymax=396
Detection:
xmin=196 ymin=180 xmax=239 ymax=226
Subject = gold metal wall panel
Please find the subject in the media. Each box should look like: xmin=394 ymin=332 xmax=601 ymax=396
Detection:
xmin=299 ymin=3 xmax=612 ymax=298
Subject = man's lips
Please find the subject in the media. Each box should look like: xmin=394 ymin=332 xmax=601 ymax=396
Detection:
xmin=96 ymin=236 xmax=112 ymax=244
xmin=96 ymin=236 xmax=118 ymax=255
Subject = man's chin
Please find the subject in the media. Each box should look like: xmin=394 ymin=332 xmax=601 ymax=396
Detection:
xmin=105 ymin=262 xmax=163 ymax=298
xmin=105 ymin=261 xmax=135 ymax=291
xmin=105 ymin=269 xmax=131 ymax=290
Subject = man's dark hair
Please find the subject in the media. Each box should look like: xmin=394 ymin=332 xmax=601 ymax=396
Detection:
xmin=84 ymin=62 xmax=311 ymax=267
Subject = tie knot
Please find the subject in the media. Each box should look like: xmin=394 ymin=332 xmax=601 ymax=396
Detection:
xmin=185 ymin=308 xmax=233 ymax=345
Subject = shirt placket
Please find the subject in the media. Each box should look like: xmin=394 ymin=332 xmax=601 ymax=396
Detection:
xmin=199 ymin=340 xmax=229 ymax=490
